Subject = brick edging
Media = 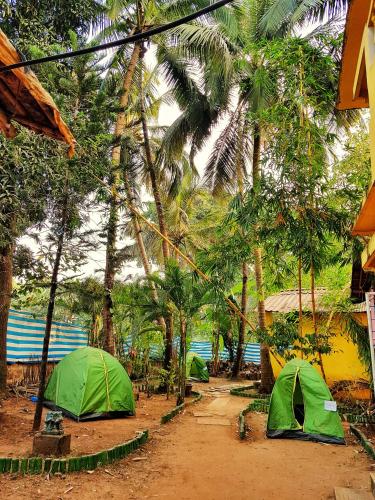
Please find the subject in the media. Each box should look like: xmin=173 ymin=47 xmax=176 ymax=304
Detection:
xmin=0 ymin=430 xmax=148 ymax=475
xmin=350 ymin=424 xmax=375 ymax=460
xmin=160 ymin=391 xmax=202 ymax=424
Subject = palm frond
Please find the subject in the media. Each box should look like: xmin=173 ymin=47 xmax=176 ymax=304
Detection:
xmin=261 ymin=0 xmax=348 ymax=34
xmin=204 ymin=100 xmax=249 ymax=195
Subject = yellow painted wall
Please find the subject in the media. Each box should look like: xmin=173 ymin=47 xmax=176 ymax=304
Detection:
xmin=266 ymin=312 xmax=369 ymax=385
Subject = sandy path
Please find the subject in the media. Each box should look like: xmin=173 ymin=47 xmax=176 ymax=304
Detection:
xmin=0 ymin=383 xmax=373 ymax=499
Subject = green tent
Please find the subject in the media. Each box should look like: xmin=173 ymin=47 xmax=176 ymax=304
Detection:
xmin=44 ymin=347 xmax=135 ymax=420
xmin=186 ymin=352 xmax=209 ymax=382
xmin=267 ymin=358 xmax=344 ymax=445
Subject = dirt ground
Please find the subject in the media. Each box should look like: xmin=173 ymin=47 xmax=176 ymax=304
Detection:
xmin=0 ymin=391 xmax=179 ymax=456
xmin=0 ymin=377 xmax=373 ymax=500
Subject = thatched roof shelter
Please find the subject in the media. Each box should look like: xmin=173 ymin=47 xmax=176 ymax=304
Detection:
xmin=0 ymin=29 xmax=75 ymax=156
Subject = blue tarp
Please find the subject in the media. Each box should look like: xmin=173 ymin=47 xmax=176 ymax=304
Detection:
xmin=6 ymin=309 xmax=88 ymax=363
xmin=123 ymin=337 xmax=260 ymax=364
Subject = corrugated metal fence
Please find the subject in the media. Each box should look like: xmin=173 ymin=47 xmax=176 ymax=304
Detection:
xmin=6 ymin=309 xmax=88 ymax=363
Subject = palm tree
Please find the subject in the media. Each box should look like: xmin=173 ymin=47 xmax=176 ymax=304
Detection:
xmin=100 ymin=0 xmax=235 ymax=363
xmin=167 ymin=0 xmax=355 ymax=390
xmin=260 ymin=0 xmax=349 ymax=36
xmin=125 ymin=172 xmax=225 ymax=266
xmin=201 ymin=3 xmax=277 ymax=386
xmin=145 ymin=261 xmax=210 ymax=404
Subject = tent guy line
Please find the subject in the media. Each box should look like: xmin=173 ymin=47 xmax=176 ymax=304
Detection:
xmin=0 ymin=0 xmax=236 ymax=73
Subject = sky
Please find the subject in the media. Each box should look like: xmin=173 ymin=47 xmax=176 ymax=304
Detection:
xmin=20 ymin=45 xmax=228 ymax=282
xmin=19 ymin=17 xmax=353 ymax=284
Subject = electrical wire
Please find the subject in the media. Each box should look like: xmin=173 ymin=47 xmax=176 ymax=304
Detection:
xmin=0 ymin=0 xmax=236 ymax=73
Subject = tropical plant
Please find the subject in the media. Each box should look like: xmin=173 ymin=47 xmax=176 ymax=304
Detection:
xmin=143 ymin=261 xmax=211 ymax=404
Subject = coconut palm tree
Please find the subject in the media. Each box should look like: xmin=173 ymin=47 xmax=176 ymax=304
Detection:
xmin=164 ymin=0 xmax=357 ymax=390
xmin=144 ymin=261 xmax=211 ymax=404
xmin=260 ymin=0 xmax=348 ymax=36
xmin=100 ymin=0 xmax=238 ymax=364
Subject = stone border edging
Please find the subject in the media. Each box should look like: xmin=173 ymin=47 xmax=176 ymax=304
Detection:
xmin=230 ymin=386 xmax=270 ymax=400
xmin=230 ymin=385 xmax=255 ymax=397
xmin=160 ymin=391 xmax=202 ymax=424
xmin=350 ymin=424 xmax=375 ymax=460
xmin=0 ymin=430 xmax=148 ymax=475
xmin=237 ymin=399 xmax=270 ymax=440
xmin=339 ymin=410 xmax=375 ymax=424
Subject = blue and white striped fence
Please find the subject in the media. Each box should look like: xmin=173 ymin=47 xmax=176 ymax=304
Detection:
xmin=189 ymin=341 xmax=260 ymax=364
xmin=6 ymin=309 xmax=88 ymax=363
xmin=124 ymin=337 xmax=260 ymax=364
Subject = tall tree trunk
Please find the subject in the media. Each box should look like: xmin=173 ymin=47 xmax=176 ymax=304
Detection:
xmin=212 ymin=327 xmax=220 ymax=376
xmin=33 ymin=196 xmax=68 ymax=431
xmin=122 ymin=158 xmax=166 ymax=333
xmin=232 ymin=123 xmax=248 ymax=378
xmin=177 ymin=312 xmax=187 ymax=405
xmin=225 ymin=327 xmax=235 ymax=363
xmin=139 ymin=47 xmax=173 ymax=371
xmin=102 ymin=43 xmax=141 ymax=356
xmin=232 ymin=262 xmax=248 ymax=377
xmin=298 ymin=256 xmax=303 ymax=358
xmin=254 ymin=248 xmax=274 ymax=391
xmin=103 ymin=187 xmax=117 ymax=356
xmin=252 ymin=123 xmax=274 ymax=393
xmin=139 ymin=95 xmax=170 ymax=262
xmin=0 ymin=243 xmax=13 ymax=397
xmin=310 ymin=259 xmax=326 ymax=381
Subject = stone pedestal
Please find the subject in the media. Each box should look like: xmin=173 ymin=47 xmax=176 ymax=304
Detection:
xmin=32 ymin=433 xmax=71 ymax=457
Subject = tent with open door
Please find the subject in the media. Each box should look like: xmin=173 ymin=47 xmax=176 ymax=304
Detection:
xmin=186 ymin=352 xmax=209 ymax=382
xmin=44 ymin=347 xmax=135 ymax=420
xmin=267 ymin=358 xmax=345 ymax=444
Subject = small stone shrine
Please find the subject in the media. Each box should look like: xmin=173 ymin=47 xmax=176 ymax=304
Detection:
xmin=32 ymin=411 xmax=71 ymax=456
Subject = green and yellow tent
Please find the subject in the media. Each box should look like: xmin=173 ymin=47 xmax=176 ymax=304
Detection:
xmin=44 ymin=347 xmax=135 ymax=420
xmin=267 ymin=358 xmax=344 ymax=445
xmin=186 ymin=352 xmax=209 ymax=382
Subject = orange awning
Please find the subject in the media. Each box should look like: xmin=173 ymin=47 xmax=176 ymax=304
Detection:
xmin=337 ymin=0 xmax=372 ymax=110
xmin=0 ymin=29 xmax=75 ymax=156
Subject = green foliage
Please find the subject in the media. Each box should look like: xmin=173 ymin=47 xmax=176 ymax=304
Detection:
xmin=1 ymin=0 xmax=371 ymax=386
xmin=258 ymin=312 xmax=333 ymax=363
xmin=0 ymin=0 xmax=104 ymax=47
xmin=344 ymin=315 xmax=372 ymax=380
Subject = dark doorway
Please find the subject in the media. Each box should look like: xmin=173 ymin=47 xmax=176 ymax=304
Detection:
xmin=293 ymin=375 xmax=305 ymax=426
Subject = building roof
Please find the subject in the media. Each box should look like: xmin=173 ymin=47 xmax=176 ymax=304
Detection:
xmin=337 ymin=0 xmax=373 ymax=110
xmin=0 ymin=29 xmax=75 ymax=156
xmin=264 ymin=288 xmax=366 ymax=313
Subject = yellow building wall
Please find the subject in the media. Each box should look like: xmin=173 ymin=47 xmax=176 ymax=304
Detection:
xmin=266 ymin=312 xmax=369 ymax=385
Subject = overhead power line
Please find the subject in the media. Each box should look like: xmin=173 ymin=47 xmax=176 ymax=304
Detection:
xmin=0 ymin=0 xmax=236 ymax=73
